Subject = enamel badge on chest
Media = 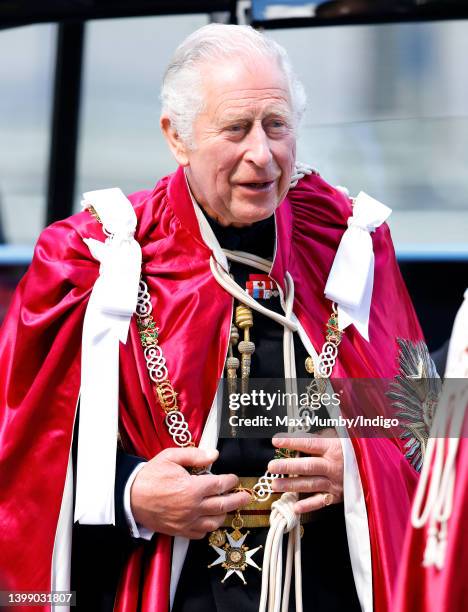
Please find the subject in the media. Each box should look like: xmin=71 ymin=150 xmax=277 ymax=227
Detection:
xmin=246 ymin=274 xmax=279 ymax=300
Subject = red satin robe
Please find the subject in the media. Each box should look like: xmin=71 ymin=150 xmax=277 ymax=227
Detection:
xmin=0 ymin=166 xmax=423 ymax=611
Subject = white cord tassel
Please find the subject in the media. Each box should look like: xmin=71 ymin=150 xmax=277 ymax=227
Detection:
xmin=422 ymin=521 xmax=439 ymax=568
xmin=411 ymin=383 xmax=467 ymax=569
xmin=259 ymin=493 xmax=302 ymax=612
xmin=289 ymin=162 xmax=317 ymax=189
xmin=411 ymin=289 xmax=468 ymax=569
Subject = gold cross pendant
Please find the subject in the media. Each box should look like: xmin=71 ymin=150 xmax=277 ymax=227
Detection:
xmin=208 ymin=511 xmax=262 ymax=584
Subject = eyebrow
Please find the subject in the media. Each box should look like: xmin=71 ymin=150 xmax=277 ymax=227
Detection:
xmin=219 ymin=107 xmax=292 ymax=125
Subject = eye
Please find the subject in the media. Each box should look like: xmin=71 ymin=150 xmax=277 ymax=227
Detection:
xmin=265 ymin=118 xmax=290 ymax=135
xmin=226 ymin=123 xmax=246 ymax=134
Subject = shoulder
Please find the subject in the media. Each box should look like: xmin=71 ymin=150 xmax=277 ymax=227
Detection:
xmin=128 ymin=177 xmax=170 ymax=222
xmin=128 ymin=175 xmax=174 ymax=243
xmin=287 ymin=170 xmax=354 ymax=229
xmin=35 ymin=209 xmax=101 ymax=265
xmin=36 ymin=173 xmax=174 ymax=259
xmin=288 ymin=170 xmax=393 ymax=246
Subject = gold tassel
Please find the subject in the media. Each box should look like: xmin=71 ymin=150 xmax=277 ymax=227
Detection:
xmin=235 ymin=305 xmax=255 ymax=391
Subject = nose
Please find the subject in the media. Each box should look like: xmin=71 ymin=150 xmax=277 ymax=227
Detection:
xmin=243 ymin=123 xmax=273 ymax=168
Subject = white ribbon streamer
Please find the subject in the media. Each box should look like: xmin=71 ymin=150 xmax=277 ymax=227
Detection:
xmin=74 ymin=188 xmax=142 ymax=525
xmin=324 ymin=191 xmax=391 ymax=341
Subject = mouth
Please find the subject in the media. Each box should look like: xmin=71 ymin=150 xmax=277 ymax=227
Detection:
xmin=237 ymin=180 xmax=275 ymax=192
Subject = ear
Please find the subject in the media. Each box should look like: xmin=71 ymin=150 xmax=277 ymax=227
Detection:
xmin=160 ymin=115 xmax=190 ymax=166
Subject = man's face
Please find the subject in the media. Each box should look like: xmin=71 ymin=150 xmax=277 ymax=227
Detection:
xmin=166 ymin=56 xmax=296 ymax=227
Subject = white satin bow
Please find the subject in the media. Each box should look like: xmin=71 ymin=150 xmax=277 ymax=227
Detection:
xmin=74 ymin=188 xmax=142 ymax=525
xmin=324 ymin=191 xmax=391 ymax=341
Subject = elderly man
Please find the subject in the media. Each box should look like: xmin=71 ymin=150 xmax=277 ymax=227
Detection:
xmin=0 ymin=24 xmax=426 ymax=612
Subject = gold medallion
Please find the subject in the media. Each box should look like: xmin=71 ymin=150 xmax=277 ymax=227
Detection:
xmin=305 ymin=356 xmax=315 ymax=374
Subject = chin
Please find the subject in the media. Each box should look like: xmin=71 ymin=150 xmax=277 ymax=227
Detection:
xmin=231 ymin=200 xmax=277 ymax=226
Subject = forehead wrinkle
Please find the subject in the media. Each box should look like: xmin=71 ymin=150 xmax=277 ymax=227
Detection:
xmin=213 ymin=90 xmax=292 ymax=123
xmin=213 ymin=87 xmax=290 ymax=109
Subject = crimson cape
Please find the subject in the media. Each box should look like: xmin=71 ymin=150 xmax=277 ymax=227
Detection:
xmin=0 ymin=166 xmax=423 ymax=611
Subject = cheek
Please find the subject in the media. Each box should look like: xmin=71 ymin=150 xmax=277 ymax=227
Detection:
xmin=287 ymin=140 xmax=296 ymax=167
xmin=275 ymin=139 xmax=296 ymax=170
xmin=278 ymin=143 xmax=296 ymax=178
xmin=194 ymin=148 xmax=231 ymax=197
xmin=274 ymin=142 xmax=296 ymax=202
xmin=291 ymin=142 xmax=297 ymax=166
xmin=215 ymin=150 xmax=241 ymax=192
xmin=215 ymin=173 xmax=232 ymax=200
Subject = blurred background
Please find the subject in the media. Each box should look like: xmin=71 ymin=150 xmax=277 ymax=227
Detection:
xmin=0 ymin=0 xmax=467 ymax=350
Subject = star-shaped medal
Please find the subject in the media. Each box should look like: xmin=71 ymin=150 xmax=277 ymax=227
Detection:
xmin=208 ymin=526 xmax=262 ymax=584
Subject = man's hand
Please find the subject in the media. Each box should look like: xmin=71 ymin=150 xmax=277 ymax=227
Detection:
xmin=130 ymin=447 xmax=251 ymax=539
xmin=268 ymin=429 xmax=344 ymax=513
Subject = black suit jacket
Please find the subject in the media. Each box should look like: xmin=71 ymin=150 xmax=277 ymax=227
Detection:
xmin=71 ymin=415 xmax=149 ymax=611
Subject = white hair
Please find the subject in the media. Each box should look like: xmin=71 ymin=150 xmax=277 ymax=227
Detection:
xmin=160 ymin=23 xmax=307 ymax=147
